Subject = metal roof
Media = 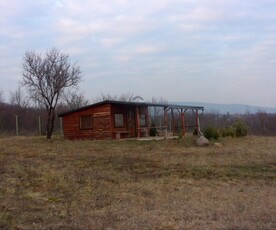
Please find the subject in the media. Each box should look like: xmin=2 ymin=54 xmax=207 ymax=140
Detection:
xmin=58 ymin=100 xmax=204 ymax=117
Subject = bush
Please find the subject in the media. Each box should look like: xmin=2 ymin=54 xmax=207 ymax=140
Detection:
xmin=220 ymin=127 xmax=235 ymax=137
xmin=203 ymin=126 xmax=220 ymax=140
xmin=220 ymin=128 xmax=227 ymax=137
xmin=233 ymin=119 xmax=248 ymax=137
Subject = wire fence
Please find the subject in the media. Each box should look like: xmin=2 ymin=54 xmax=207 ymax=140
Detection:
xmin=0 ymin=113 xmax=62 ymax=136
xmin=1 ymin=108 xmax=276 ymax=137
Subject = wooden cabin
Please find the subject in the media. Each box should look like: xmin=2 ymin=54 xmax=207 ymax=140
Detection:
xmin=58 ymin=100 xmax=204 ymax=140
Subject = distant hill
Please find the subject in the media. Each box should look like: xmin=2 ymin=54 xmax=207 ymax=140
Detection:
xmin=176 ymin=102 xmax=276 ymax=114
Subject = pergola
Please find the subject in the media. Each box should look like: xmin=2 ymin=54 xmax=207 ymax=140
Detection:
xmin=133 ymin=102 xmax=204 ymax=138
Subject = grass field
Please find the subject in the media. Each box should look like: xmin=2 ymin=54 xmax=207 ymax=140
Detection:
xmin=0 ymin=135 xmax=275 ymax=229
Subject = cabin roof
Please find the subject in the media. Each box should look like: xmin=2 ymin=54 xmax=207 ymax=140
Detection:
xmin=58 ymin=100 xmax=204 ymax=117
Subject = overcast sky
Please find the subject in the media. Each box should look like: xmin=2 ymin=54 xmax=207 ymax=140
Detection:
xmin=1 ymin=0 xmax=276 ymax=107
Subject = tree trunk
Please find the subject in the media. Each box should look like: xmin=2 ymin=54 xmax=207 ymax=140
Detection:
xmin=46 ymin=108 xmax=56 ymax=139
xmin=50 ymin=109 xmax=56 ymax=137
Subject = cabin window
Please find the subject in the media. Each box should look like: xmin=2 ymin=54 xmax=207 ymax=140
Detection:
xmin=80 ymin=115 xmax=93 ymax=129
xmin=139 ymin=114 xmax=146 ymax=127
xmin=114 ymin=114 xmax=124 ymax=128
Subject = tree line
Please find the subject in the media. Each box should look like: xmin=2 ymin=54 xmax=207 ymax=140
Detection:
xmin=0 ymin=89 xmax=89 ymax=136
xmin=1 ymin=99 xmax=276 ymax=136
xmin=1 ymin=48 xmax=276 ymax=137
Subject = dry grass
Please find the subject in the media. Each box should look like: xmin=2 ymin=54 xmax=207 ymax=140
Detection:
xmin=0 ymin=135 xmax=275 ymax=229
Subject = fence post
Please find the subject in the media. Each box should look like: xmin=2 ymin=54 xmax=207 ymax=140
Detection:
xmin=15 ymin=115 xmax=19 ymax=136
xmin=60 ymin=117 xmax=63 ymax=136
xmin=38 ymin=116 xmax=42 ymax=136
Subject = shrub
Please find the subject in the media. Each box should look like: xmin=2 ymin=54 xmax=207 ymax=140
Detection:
xmin=220 ymin=128 xmax=228 ymax=137
xmin=233 ymin=119 xmax=248 ymax=137
xmin=228 ymin=127 xmax=236 ymax=137
xmin=220 ymin=127 xmax=235 ymax=137
xmin=203 ymin=126 xmax=220 ymax=140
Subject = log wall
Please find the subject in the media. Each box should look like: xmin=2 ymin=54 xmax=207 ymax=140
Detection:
xmin=62 ymin=102 xmax=150 ymax=140
xmin=62 ymin=104 xmax=112 ymax=140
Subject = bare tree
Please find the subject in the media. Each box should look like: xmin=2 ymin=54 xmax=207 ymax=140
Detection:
xmin=93 ymin=93 xmax=112 ymax=103
xmin=63 ymin=90 xmax=89 ymax=110
xmin=118 ymin=92 xmax=134 ymax=102
xmin=0 ymin=89 xmax=5 ymax=103
xmin=94 ymin=92 xmax=135 ymax=103
xmin=9 ymin=86 xmax=29 ymax=108
xmin=22 ymin=48 xmax=82 ymax=139
xmin=150 ymin=97 xmax=168 ymax=125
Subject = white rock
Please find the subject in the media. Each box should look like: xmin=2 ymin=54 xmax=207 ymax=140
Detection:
xmin=195 ymin=135 xmax=209 ymax=147
xmin=214 ymin=142 xmax=223 ymax=148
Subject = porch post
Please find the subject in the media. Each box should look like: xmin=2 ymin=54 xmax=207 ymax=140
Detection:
xmin=197 ymin=111 xmax=201 ymax=134
xmin=171 ymin=108 xmax=175 ymax=136
xmin=136 ymin=106 xmax=140 ymax=138
xmin=195 ymin=109 xmax=199 ymax=135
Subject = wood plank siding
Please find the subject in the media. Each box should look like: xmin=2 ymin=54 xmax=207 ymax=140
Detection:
xmin=62 ymin=103 xmax=112 ymax=140
xmin=61 ymin=102 xmax=149 ymax=140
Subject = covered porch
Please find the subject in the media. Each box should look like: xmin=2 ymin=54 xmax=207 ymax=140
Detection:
xmin=113 ymin=102 xmax=204 ymax=139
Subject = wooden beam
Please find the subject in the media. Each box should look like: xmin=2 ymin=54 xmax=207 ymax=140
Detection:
xmin=195 ymin=109 xmax=199 ymax=135
xmin=171 ymin=108 xmax=175 ymax=136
